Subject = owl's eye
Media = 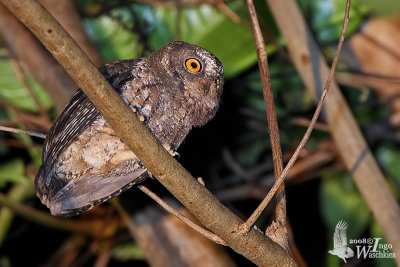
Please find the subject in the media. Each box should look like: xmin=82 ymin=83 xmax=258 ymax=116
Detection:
xmin=185 ymin=58 xmax=202 ymax=73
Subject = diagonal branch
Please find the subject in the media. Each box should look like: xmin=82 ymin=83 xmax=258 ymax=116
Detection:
xmin=267 ymin=0 xmax=400 ymax=262
xmin=1 ymin=0 xmax=296 ymax=265
xmin=244 ymin=0 xmax=287 ymax=248
xmin=0 ymin=125 xmax=46 ymax=139
xmin=138 ymin=185 xmax=226 ymax=245
xmin=239 ymin=0 xmax=351 ymax=234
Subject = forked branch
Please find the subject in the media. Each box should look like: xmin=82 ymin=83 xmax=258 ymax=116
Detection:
xmin=245 ymin=0 xmax=287 ymax=247
xmin=239 ymin=0 xmax=351 ymax=233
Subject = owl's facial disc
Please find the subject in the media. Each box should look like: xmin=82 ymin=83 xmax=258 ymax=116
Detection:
xmin=149 ymin=41 xmax=224 ymax=102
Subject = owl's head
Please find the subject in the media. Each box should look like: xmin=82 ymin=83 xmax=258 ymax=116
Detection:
xmin=148 ymin=41 xmax=224 ymax=126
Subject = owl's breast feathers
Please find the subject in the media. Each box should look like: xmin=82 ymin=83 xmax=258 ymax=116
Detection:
xmin=35 ymin=41 xmax=224 ymax=216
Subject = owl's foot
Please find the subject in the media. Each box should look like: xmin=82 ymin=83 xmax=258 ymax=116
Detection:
xmin=132 ymin=105 xmax=150 ymax=123
xmin=163 ymin=143 xmax=180 ymax=158
xmin=197 ymin=177 xmax=205 ymax=186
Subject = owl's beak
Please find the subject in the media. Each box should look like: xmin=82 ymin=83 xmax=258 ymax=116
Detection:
xmin=202 ymin=87 xmax=210 ymax=95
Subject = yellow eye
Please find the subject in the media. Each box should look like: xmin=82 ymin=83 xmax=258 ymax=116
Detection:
xmin=185 ymin=58 xmax=201 ymax=73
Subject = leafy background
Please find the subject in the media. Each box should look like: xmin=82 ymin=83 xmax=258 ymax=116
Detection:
xmin=1 ymin=0 xmax=400 ymax=266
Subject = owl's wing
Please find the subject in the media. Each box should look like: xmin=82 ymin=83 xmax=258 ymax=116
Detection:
xmin=49 ymin=168 xmax=148 ymax=216
xmin=35 ymin=59 xmax=142 ymax=215
xmin=36 ymin=90 xmax=100 ymax=192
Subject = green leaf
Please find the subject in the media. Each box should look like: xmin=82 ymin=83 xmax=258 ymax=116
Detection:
xmin=299 ymin=0 xmax=363 ymax=43
xmin=179 ymin=5 xmax=258 ymax=78
xmin=321 ymin=172 xmax=372 ymax=266
xmin=11 ymin=133 xmax=42 ymax=167
xmin=85 ymin=4 xmax=260 ymax=78
xmin=354 ymin=0 xmax=400 ymax=16
xmin=320 ymin=171 xmax=371 ymax=239
xmin=325 ymin=253 xmax=341 ymax=267
xmin=0 ymin=49 xmax=52 ymax=112
xmin=376 ymin=144 xmax=400 ymax=185
xmin=111 ymin=242 xmax=145 ymax=261
xmin=0 ymin=183 xmax=35 ymax=245
xmin=0 ymin=159 xmax=30 ymax=187
xmin=83 ymin=11 xmax=143 ymax=61
xmin=0 ymin=256 xmax=11 ymax=267
xmin=298 ymin=0 xmax=400 ymax=43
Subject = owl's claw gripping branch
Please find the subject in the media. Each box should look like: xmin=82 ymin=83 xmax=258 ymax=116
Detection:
xmin=163 ymin=143 xmax=180 ymax=157
xmin=132 ymin=105 xmax=150 ymax=123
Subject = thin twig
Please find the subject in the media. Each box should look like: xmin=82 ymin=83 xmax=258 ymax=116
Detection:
xmin=268 ymin=0 xmax=400 ymax=260
xmin=290 ymin=117 xmax=330 ymax=132
xmin=8 ymin=49 xmax=49 ymax=119
xmin=215 ymin=2 xmax=250 ymax=28
xmin=0 ymin=125 xmax=46 ymax=139
xmin=138 ymin=185 xmax=226 ymax=246
xmin=243 ymin=0 xmax=287 ymax=243
xmin=0 ymin=97 xmax=52 ymax=130
xmin=239 ymin=0 xmax=351 ymax=233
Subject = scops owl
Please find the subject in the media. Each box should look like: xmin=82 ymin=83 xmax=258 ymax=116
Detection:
xmin=35 ymin=41 xmax=224 ymax=217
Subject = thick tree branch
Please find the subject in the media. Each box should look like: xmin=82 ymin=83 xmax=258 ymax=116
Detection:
xmin=1 ymin=0 xmax=296 ymax=265
xmin=38 ymin=0 xmax=103 ymax=67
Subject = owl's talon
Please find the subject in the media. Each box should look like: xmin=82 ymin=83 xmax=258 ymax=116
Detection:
xmin=133 ymin=105 xmax=149 ymax=123
xmin=163 ymin=144 xmax=179 ymax=157
xmin=139 ymin=115 xmax=146 ymax=122
xmin=197 ymin=177 xmax=205 ymax=186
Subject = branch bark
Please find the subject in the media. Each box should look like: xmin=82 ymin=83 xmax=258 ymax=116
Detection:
xmin=1 ymin=0 xmax=296 ymax=265
xmin=245 ymin=0 xmax=287 ymax=249
xmin=266 ymin=0 xmax=400 ymax=261
xmin=240 ymin=0 xmax=350 ymax=241
xmin=38 ymin=0 xmax=103 ymax=67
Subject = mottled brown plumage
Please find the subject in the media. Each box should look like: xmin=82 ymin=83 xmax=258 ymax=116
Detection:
xmin=35 ymin=41 xmax=224 ymax=216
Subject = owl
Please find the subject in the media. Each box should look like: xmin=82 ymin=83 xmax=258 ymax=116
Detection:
xmin=35 ymin=41 xmax=224 ymax=217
